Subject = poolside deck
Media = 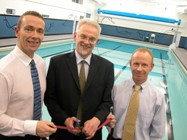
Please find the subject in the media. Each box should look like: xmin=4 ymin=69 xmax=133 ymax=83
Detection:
xmin=0 ymin=34 xmax=73 ymax=47
xmin=0 ymin=34 xmax=186 ymax=71
xmin=172 ymin=48 xmax=187 ymax=70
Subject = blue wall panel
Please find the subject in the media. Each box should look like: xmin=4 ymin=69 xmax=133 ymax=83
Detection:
xmin=0 ymin=15 xmax=18 ymax=38
xmin=45 ymin=19 xmax=73 ymax=35
xmin=0 ymin=14 xmax=186 ymax=49
xmin=179 ymin=37 xmax=187 ymax=50
xmin=100 ymin=24 xmax=173 ymax=46
xmin=0 ymin=14 xmax=73 ymax=38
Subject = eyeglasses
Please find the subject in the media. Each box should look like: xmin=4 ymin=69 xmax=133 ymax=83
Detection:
xmin=78 ymin=34 xmax=98 ymax=44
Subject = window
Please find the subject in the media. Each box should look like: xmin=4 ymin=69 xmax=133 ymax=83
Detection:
xmin=72 ymin=0 xmax=83 ymax=4
xmin=6 ymin=8 xmax=15 ymax=14
xmin=86 ymin=13 xmax=91 ymax=18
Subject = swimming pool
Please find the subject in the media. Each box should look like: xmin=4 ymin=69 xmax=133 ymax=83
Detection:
xmin=1 ymin=37 xmax=186 ymax=140
xmin=40 ymin=38 xmax=170 ymax=140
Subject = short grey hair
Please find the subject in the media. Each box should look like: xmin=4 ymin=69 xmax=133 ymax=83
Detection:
xmin=76 ymin=18 xmax=101 ymax=37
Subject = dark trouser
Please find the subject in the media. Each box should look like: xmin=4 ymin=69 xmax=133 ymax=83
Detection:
xmin=50 ymin=129 xmax=102 ymax=140
xmin=0 ymin=134 xmax=41 ymax=140
xmin=49 ymin=133 xmax=86 ymax=140
xmin=111 ymin=138 xmax=121 ymax=140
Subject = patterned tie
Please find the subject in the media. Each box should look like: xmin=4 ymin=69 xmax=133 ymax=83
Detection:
xmin=77 ymin=60 xmax=86 ymax=121
xmin=30 ymin=59 xmax=41 ymax=120
xmin=122 ymin=85 xmax=141 ymax=140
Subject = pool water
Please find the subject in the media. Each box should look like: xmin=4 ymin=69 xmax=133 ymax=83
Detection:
xmin=1 ymin=38 xmax=186 ymax=140
xmin=41 ymin=39 xmax=170 ymax=140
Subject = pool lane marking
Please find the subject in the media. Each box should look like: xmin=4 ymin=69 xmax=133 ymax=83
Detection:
xmin=42 ymin=50 xmax=72 ymax=58
xmin=98 ymin=45 xmax=123 ymax=56
xmin=97 ymin=45 xmax=130 ymax=81
xmin=160 ymin=53 xmax=174 ymax=140
xmin=114 ymin=61 xmax=129 ymax=81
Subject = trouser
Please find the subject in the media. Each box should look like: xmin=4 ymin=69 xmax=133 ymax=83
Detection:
xmin=0 ymin=134 xmax=46 ymax=140
xmin=111 ymin=137 xmax=121 ymax=140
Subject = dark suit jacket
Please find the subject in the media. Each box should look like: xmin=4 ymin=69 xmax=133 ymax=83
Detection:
xmin=44 ymin=51 xmax=114 ymax=140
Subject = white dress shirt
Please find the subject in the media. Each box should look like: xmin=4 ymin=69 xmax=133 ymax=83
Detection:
xmin=0 ymin=46 xmax=46 ymax=136
xmin=112 ymin=78 xmax=165 ymax=140
xmin=75 ymin=50 xmax=91 ymax=79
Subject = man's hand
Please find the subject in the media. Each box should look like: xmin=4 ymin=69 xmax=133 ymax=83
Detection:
xmin=107 ymin=114 xmax=116 ymax=128
xmin=64 ymin=117 xmax=81 ymax=135
xmin=36 ymin=121 xmax=57 ymax=137
xmin=82 ymin=117 xmax=100 ymax=139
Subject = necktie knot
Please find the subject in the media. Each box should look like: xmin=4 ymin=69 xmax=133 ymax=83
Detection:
xmin=134 ymin=85 xmax=141 ymax=92
xmin=80 ymin=60 xmax=86 ymax=66
xmin=30 ymin=59 xmax=36 ymax=67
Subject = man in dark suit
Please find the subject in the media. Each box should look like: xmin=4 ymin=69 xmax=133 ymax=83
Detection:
xmin=44 ymin=18 xmax=114 ymax=140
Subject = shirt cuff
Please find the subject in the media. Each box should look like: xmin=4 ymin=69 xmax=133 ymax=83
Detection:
xmin=24 ymin=120 xmax=38 ymax=135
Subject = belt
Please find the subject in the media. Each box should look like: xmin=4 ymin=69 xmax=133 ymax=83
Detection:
xmin=0 ymin=134 xmax=46 ymax=140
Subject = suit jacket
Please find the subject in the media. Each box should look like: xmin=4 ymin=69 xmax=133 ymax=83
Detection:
xmin=44 ymin=51 xmax=114 ymax=140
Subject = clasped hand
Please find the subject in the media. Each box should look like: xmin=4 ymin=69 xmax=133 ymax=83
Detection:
xmin=65 ymin=117 xmax=100 ymax=139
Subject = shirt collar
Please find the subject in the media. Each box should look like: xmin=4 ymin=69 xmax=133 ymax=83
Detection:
xmin=130 ymin=78 xmax=149 ymax=91
xmin=14 ymin=45 xmax=35 ymax=66
xmin=75 ymin=50 xmax=91 ymax=65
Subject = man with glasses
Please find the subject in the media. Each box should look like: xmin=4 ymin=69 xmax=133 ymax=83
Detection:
xmin=44 ymin=19 xmax=115 ymax=140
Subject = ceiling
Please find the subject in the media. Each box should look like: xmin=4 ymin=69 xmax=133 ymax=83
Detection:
xmin=94 ymin=0 xmax=187 ymax=7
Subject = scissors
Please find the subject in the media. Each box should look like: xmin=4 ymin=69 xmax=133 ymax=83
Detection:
xmin=75 ymin=118 xmax=81 ymax=129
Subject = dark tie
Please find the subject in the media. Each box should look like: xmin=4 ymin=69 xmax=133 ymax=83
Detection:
xmin=30 ymin=59 xmax=41 ymax=120
xmin=122 ymin=85 xmax=141 ymax=140
xmin=77 ymin=60 xmax=86 ymax=121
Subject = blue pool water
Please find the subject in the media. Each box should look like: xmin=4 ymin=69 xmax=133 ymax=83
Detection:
xmin=40 ymin=39 xmax=170 ymax=140
xmin=1 ymin=38 xmax=186 ymax=140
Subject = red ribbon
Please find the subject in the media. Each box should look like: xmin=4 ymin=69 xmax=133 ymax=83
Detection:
xmin=97 ymin=119 xmax=111 ymax=130
xmin=56 ymin=119 xmax=111 ymax=131
xmin=56 ymin=125 xmax=69 ymax=130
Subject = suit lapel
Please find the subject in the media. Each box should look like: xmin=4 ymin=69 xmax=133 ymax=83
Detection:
xmin=85 ymin=54 xmax=99 ymax=90
xmin=67 ymin=52 xmax=80 ymax=89
xmin=66 ymin=52 xmax=99 ymax=92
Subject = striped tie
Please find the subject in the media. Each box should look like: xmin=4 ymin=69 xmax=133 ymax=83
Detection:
xmin=30 ymin=59 xmax=41 ymax=120
xmin=122 ymin=85 xmax=141 ymax=140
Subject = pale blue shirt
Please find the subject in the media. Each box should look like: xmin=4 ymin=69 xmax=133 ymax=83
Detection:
xmin=112 ymin=78 xmax=165 ymax=140
xmin=0 ymin=46 xmax=46 ymax=136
